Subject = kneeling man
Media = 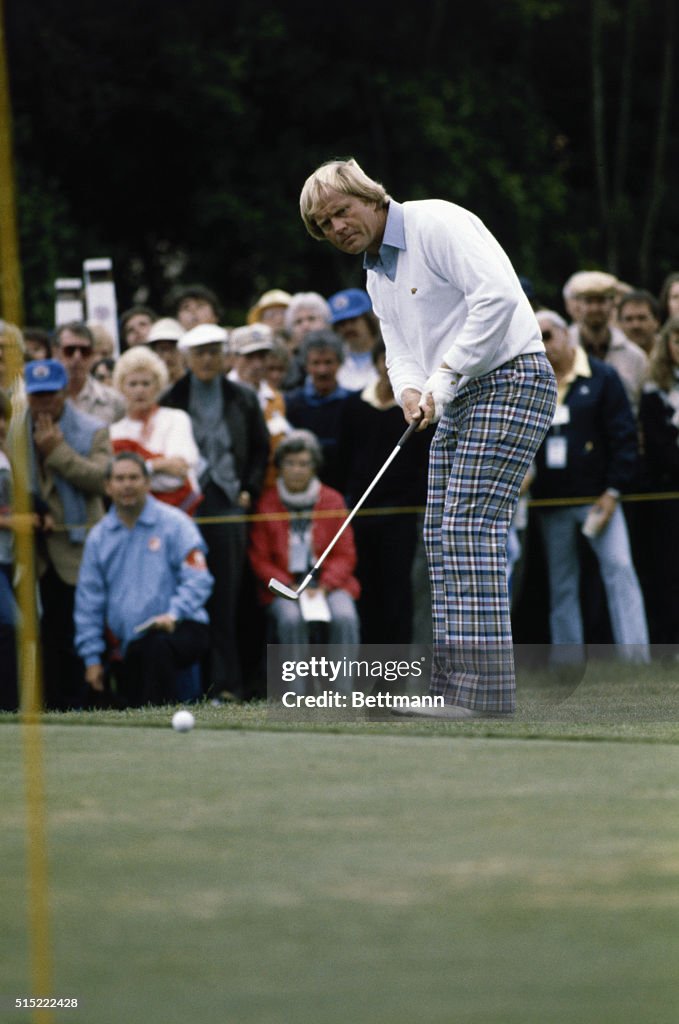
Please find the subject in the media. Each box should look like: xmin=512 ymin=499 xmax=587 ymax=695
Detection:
xmin=75 ymin=452 xmax=213 ymax=706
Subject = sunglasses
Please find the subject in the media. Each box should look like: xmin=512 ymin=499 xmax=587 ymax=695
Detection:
xmin=61 ymin=345 xmax=93 ymax=357
xmin=541 ymin=330 xmax=553 ymax=341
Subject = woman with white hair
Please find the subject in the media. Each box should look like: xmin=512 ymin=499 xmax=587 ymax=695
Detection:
xmin=111 ymin=347 xmax=202 ymax=514
xmin=248 ymin=429 xmax=360 ymax=648
xmin=281 ymin=292 xmax=332 ymax=390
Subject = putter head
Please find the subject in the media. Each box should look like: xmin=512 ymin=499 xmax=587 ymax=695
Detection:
xmin=268 ymin=578 xmax=300 ymax=601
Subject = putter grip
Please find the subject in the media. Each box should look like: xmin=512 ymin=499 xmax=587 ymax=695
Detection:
xmin=398 ymin=420 xmax=420 ymax=446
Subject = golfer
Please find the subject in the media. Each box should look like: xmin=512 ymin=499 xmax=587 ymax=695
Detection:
xmin=300 ymin=158 xmax=557 ymax=718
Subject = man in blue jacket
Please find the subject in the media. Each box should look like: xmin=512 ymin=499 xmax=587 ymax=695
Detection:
xmin=75 ymin=452 xmax=213 ymax=706
xmin=532 ymin=310 xmax=649 ymax=662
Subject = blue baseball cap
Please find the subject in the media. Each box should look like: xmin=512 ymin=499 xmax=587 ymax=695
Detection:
xmin=328 ymin=288 xmax=372 ymax=324
xmin=24 ymin=359 xmax=68 ymax=394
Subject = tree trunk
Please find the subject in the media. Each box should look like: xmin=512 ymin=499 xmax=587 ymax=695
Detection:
xmin=639 ymin=0 xmax=676 ymax=286
xmin=591 ymin=0 xmax=610 ymax=264
xmin=610 ymin=0 xmax=638 ymax=275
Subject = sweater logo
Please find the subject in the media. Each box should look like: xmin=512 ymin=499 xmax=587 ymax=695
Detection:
xmin=148 ymin=536 xmax=162 ymax=551
xmin=411 ymin=287 xmax=418 ymax=294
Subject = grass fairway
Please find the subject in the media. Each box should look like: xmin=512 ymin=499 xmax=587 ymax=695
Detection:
xmin=2 ymin=699 xmax=679 ymax=1023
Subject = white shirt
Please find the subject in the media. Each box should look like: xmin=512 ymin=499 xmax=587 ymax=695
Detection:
xmin=337 ymin=351 xmax=378 ymax=392
xmin=109 ymin=406 xmax=202 ymax=494
xmin=365 ymin=200 xmax=543 ymax=403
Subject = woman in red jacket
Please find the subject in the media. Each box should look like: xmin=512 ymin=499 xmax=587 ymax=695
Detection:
xmin=249 ymin=429 xmax=360 ymax=646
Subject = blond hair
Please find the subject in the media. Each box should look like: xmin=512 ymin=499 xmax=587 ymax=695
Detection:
xmin=113 ymin=345 xmax=168 ymax=396
xmin=649 ymin=316 xmax=679 ymax=392
xmin=0 ymin=321 xmax=25 ymax=388
xmin=300 ymin=158 xmax=389 ymax=240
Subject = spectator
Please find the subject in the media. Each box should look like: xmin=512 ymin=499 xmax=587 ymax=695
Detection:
xmin=110 ymin=347 xmax=202 ymax=515
xmin=617 ymin=290 xmax=661 ymax=356
xmin=91 ymin=357 xmax=115 ymax=387
xmin=0 ymin=321 xmax=27 ymax=419
xmin=337 ymin=339 xmax=430 ymax=642
xmin=658 ymin=271 xmax=679 ymax=324
xmin=75 ymin=452 xmax=212 ymax=707
xmin=609 ymin=280 xmax=634 ymax=329
xmin=88 ymin=322 xmax=117 ymax=358
xmin=328 ymin=287 xmax=380 ymax=391
xmin=228 ymin=324 xmax=291 ymax=489
xmin=0 ymin=382 xmax=52 ymax=709
xmin=566 ymin=271 xmax=648 ymax=414
xmin=249 ymin=430 xmax=360 ymax=649
xmin=144 ymin=317 xmax=186 ymax=388
xmin=518 ymin=275 xmax=540 ymax=310
xmin=285 ymin=329 xmax=355 ymax=490
xmin=167 ymin=284 xmax=223 ymax=331
xmin=21 ymin=359 xmax=111 ymax=708
xmin=54 ymin=322 xmax=126 ymax=425
xmin=532 ymin=311 xmax=649 ymax=663
xmin=638 ymin=315 xmax=679 ymax=643
xmin=281 ymin=292 xmax=332 ymax=389
xmin=23 ymin=327 xmax=52 ymax=362
xmin=162 ymin=323 xmax=270 ymax=700
xmin=0 ymin=388 xmax=18 ymax=708
xmin=120 ymin=305 xmax=157 ymax=349
xmin=264 ymin=342 xmax=291 ymax=393
xmin=247 ymin=288 xmax=292 ymax=331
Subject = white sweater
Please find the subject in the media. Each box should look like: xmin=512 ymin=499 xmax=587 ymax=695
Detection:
xmin=110 ymin=406 xmax=202 ymax=495
xmin=366 ymin=200 xmax=544 ymax=403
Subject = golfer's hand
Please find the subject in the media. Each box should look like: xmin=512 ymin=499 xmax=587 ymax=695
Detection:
xmin=421 ymin=365 xmax=460 ymax=423
xmin=402 ymin=388 xmax=430 ymax=430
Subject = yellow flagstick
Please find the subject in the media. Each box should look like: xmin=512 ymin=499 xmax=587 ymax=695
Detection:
xmin=0 ymin=0 xmax=23 ymax=324
xmin=0 ymin=3 xmax=54 ymax=1020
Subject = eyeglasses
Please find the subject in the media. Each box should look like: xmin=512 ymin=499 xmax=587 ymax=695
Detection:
xmin=541 ymin=330 xmax=553 ymax=341
xmin=61 ymin=345 xmax=93 ymax=358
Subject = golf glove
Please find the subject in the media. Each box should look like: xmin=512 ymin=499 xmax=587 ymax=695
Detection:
xmin=422 ymin=366 xmax=460 ymax=422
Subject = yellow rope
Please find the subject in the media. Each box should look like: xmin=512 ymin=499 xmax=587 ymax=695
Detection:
xmin=45 ymin=487 xmax=679 ymax=531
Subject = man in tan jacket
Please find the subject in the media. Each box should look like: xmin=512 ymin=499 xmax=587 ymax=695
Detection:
xmin=22 ymin=359 xmax=111 ymax=708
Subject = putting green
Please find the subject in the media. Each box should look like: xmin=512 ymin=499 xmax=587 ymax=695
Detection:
xmin=2 ymin=724 xmax=679 ymax=1023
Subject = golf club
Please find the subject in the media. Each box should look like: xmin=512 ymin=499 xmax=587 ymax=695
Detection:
xmin=268 ymin=418 xmax=420 ymax=600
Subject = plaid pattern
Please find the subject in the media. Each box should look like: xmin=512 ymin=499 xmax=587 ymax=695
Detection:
xmin=424 ymin=353 xmax=557 ymax=712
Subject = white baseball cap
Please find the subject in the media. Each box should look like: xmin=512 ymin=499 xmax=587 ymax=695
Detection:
xmin=146 ymin=317 xmax=184 ymax=344
xmin=178 ymin=323 xmax=229 ymax=350
xmin=230 ymin=324 xmax=274 ymax=355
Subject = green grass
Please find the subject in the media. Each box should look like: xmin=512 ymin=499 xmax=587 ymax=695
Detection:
xmin=2 ymin=665 xmax=679 ymax=1023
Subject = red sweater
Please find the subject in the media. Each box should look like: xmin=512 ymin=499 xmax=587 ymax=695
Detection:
xmin=249 ymin=484 xmax=360 ymax=606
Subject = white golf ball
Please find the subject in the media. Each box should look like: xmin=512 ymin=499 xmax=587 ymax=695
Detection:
xmin=171 ymin=709 xmax=195 ymax=733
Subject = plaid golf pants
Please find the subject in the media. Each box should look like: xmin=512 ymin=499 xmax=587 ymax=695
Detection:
xmin=424 ymin=352 xmax=557 ymax=712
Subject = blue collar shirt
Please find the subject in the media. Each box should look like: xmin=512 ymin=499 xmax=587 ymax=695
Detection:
xmin=363 ymin=200 xmax=406 ymax=282
xmin=75 ymin=495 xmax=213 ymax=666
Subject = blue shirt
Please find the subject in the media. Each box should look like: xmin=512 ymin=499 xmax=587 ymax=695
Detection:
xmin=75 ymin=495 xmax=213 ymax=666
xmin=363 ymin=200 xmax=406 ymax=282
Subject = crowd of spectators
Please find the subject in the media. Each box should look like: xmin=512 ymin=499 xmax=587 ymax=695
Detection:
xmin=1 ymin=269 xmax=679 ymax=711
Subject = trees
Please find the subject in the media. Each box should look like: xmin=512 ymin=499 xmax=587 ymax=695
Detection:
xmin=3 ymin=0 xmax=677 ymax=325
